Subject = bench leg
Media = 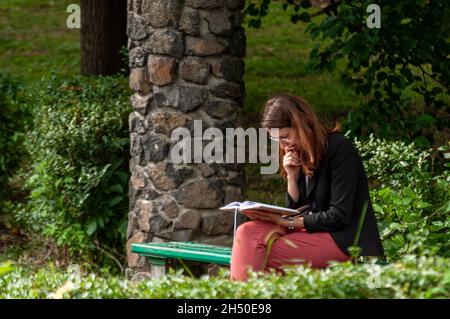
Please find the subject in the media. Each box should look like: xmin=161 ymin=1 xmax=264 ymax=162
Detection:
xmin=147 ymin=257 xmax=166 ymax=278
xmin=150 ymin=264 xmax=166 ymax=278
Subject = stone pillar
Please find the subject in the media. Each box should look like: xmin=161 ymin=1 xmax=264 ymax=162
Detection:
xmin=126 ymin=0 xmax=247 ymax=272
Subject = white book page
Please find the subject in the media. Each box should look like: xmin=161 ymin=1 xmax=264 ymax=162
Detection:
xmin=220 ymin=201 xmax=299 ymax=215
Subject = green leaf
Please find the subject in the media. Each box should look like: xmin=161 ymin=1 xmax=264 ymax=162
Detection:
xmin=0 ymin=262 xmax=13 ymax=276
xmin=431 ymin=221 xmax=444 ymax=227
xmin=431 ymin=87 xmax=443 ymax=95
xmin=298 ymin=12 xmax=310 ymax=23
xmin=301 ymin=0 xmax=312 ymax=9
xmin=113 ymin=171 xmax=129 ymax=185
xmin=118 ymin=219 xmax=128 ymax=239
xmin=416 ymin=202 xmax=432 ymax=209
xmin=108 ymin=196 xmax=124 ymax=207
xmin=97 ymin=216 xmax=104 ymax=229
xmin=86 ymin=221 xmax=97 ymax=236
xmin=108 ymin=184 xmax=124 ymax=194
xmin=64 ymin=177 xmax=75 ymax=183
xmin=290 ymin=14 xmax=300 ymax=24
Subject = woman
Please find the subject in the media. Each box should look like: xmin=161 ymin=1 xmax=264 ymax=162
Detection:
xmin=230 ymin=93 xmax=384 ymax=281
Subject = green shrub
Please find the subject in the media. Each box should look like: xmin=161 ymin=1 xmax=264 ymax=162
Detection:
xmin=15 ymin=75 xmax=130 ymax=266
xmin=1 ymin=255 xmax=449 ymax=298
xmin=372 ymin=185 xmax=449 ymax=260
xmin=350 ymin=134 xmax=450 ymax=260
xmin=0 ymin=72 xmax=30 ymax=210
xmin=353 ymin=134 xmax=432 ymax=192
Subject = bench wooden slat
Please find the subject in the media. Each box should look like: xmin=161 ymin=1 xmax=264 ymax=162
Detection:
xmin=140 ymin=242 xmax=231 ymax=254
xmin=131 ymin=242 xmax=232 ymax=266
xmin=160 ymin=241 xmax=231 ymax=251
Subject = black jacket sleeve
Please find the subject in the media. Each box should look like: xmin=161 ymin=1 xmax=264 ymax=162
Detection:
xmin=285 ymin=191 xmax=306 ymax=209
xmin=303 ymin=139 xmax=360 ymax=232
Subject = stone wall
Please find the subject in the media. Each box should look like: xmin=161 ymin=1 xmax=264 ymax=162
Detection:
xmin=126 ymin=0 xmax=247 ymax=273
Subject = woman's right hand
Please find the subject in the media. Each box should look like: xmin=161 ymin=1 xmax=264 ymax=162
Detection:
xmin=283 ymin=148 xmax=301 ymax=179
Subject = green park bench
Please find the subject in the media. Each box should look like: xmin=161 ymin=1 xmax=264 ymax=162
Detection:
xmin=131 ymin=241 xmax=232 ymax=278
xmin=131 ymin=209 xmax=239 ymax=278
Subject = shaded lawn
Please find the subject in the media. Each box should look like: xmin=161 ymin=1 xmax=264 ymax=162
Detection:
xmin=0 ymin=0 xmax=80 ymax=85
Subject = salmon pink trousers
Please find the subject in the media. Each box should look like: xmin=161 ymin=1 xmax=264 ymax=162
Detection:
xmin=230 ymin=220 xmax=350 ymax=281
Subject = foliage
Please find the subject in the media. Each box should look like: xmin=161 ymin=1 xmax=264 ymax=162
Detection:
xmin=14 ymin=75 xmax=130 ymax=266
xmin=352 ymin=134 xmax=450 ymax=211
xmin=354 ymin=134 xmax=433 ymax=192
xmin=244 ymin=0 xmax=450 ymax=146
xmin=372 ymin=185 xmax=449 ymax=260
xmin=0 ymin=262 xmax=13 ymax=276
xmin=0 ymin=72 xmax=30 ymax=207
xmin=1 ymin=255 xmax=449 ymax=298
xmin=351 ymin=134 xmax=450 ymax=260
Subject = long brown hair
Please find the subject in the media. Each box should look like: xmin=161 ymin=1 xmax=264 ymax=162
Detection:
xmin=260 ymin=93 xmax=340 ymax=178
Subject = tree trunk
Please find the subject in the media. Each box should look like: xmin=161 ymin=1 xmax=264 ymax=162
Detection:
xmin=80 ymin=0 xmax=127 ymax=75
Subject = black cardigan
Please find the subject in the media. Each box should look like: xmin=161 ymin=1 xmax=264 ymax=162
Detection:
xmin=285 ymin=132 xmax=384 ymax=257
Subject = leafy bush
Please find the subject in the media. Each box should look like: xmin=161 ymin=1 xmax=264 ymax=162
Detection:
xmin=1 ymin=256 xmax=449 ymax=298
xmin=0 ymin=72 xmax=30 ymax=210
xmin=353 ymin=134 xmax=432 ymax=193
xmin=372 ymin=185 xmax=449 ymax=259
xmin=15 ymin=75 xmax=130 ymax=265
xmin=351 ymin=134 xmax=450 ymax=260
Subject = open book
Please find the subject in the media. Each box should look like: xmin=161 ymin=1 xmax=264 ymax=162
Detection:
xmin=220 ymin=201 xmax=305 ymax=216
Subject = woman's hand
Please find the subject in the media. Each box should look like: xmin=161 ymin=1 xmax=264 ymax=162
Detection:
xmin=241 ymin=209 xmax=284 ymax=225
xmin=283 ymin=147 xmax=301 ymax=179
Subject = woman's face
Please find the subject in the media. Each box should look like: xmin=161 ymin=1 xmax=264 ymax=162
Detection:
xmin=268 ymin=127 xmax=300 ymax=152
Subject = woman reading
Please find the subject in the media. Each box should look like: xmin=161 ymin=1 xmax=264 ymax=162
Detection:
xmin=230 ymin=93 xmax=384 ymax=281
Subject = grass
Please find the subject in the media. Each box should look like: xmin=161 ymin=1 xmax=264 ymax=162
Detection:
xmin=0 ymin=0 xmax=80 ymax=86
